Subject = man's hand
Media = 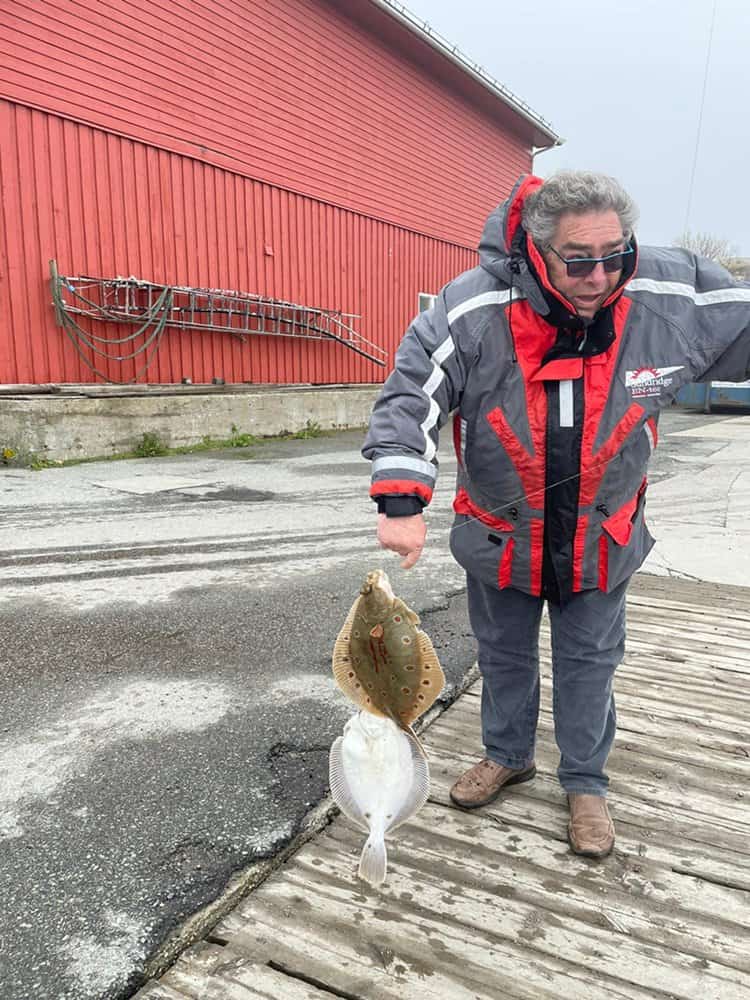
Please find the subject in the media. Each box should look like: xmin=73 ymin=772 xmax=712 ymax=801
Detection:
xmin=377 ymin=513 xmax=426 ymax=569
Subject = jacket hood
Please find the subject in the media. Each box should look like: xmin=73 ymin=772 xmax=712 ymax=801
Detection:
xmin=478 ymin=173 xmax=638 ymax=326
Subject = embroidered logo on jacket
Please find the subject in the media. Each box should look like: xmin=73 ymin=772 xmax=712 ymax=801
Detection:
xmin=625 ymin=366 xmax=684 ymax=397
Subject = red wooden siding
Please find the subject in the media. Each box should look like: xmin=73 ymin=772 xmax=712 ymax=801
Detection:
xmin=0 ymin=101 xmax=481 ymax=385
xmin=0 ymin=0 xmax=532 ymax=249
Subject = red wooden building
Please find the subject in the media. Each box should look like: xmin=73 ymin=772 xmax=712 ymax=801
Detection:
xmin=0 ymin=0 xmax=558 ymax=386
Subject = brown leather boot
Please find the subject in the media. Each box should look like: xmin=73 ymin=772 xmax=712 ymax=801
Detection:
xmin=449 ymin=758 xmax=536 ymax=809
xmin=567 ymin=793 xmax=615 ymax=858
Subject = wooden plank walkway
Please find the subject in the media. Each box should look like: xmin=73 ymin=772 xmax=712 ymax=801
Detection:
xmin=134 ymin=574 xmax=750 ymax=1000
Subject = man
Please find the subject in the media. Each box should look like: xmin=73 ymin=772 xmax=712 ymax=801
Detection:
xmin=362 ymin=170 xmax=750 ymax=858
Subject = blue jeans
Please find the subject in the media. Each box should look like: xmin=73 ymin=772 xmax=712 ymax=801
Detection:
xmin=466 ymin=575 xmax=628 ymax=796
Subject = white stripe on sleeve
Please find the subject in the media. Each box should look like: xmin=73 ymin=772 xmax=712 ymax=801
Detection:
xmin=371 ymin=455 xmax=436 ymax=480
xmin=418 ymin=336 xmax=455 ymax=462
xmin=447 ymin=288 xmax=524 ymax=326
xmin=627 ymin=278 xmax=750 ymax=306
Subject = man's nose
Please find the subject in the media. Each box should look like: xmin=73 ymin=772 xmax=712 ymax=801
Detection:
xmin=584 ymin=262 xmax=609 ymax=285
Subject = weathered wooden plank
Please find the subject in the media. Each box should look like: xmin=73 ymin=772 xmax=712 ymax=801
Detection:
xmin=401 ymin=802 xmax=749 ymax=927
xmin=426 ymin=747 xmax=750 ymax=868
xmin=225 ymin=843 xmax=749 ymax=1000
xmin=621 ymin=655 xmax=750 ymax=680
xmin=161 ymin=944 xmax=338 ymax=999
xmin=627 ymin=577 xmax=750 ymax=614
xmin=627 ymin=597 xmax=749 ymax=620
xmin=623 ymin=613 xmax=750 ymax=643
xmin=425 ymin=773 xmax=750 ymax=892
xmin=624 ymin=635 xmax=750 ymax=656
xmin=622 ymin=612 xmax=750 ymax=641
xmin=216 ymin=899 xmax=539 ymax=1000
xmin=621 ymin=639 xmax=750 ymax=672
xmin=619 ymin=660 xmax=750 ymax=693
xmin=216 ymin=870 xmax=674 ymax=1000
xmin=320 ymin=814 xmax=749 ymax=970
xmin=131 ymin=981 xmax=192 ymax=1000
xmin=578 ymin=687 xmax=747 ymax=735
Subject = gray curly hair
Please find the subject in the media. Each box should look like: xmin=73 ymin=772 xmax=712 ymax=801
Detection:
xmin=522 ymin=170 xmax=639 ymax=247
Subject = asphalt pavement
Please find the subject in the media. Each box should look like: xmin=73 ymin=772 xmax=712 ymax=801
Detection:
xmin=0 ymin=405 xmax=748 ymax=1000
xmin=0 ymin=427 xmax=473 ymax=1000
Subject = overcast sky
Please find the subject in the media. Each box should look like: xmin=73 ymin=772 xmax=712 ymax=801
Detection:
xmin=402 ymin=0 xmax=749 ymax=255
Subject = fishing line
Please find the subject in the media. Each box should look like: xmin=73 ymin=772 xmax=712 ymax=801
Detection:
xmin=446 ymin=448 xmax=635 ymax=534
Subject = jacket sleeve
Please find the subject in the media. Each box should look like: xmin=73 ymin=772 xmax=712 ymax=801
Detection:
xmin=687 ymin=257 xmax=750 ymax=382
xmin=362 ymin=290 xmax=467 ymax=509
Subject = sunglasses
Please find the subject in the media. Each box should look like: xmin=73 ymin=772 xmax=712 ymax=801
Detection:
xmin=548 ymin=242 xmax=634 ymax=278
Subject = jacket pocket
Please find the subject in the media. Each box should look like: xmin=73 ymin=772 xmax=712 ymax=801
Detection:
xmin=598 ymin=478 xmax=653 ymax=592
xmin=453 ymin=488 xmax=515 ymax=532
xmin=601 ymin=478 xmax=647 ymax=546
xmin=450 ymin=489 xmax=515 ymax=589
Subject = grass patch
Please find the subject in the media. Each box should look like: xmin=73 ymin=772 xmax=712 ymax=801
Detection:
xmin=133 ymin=431 xmax=169 ymax=458
xmin=286 ymin=419 xmax=323 ymax=440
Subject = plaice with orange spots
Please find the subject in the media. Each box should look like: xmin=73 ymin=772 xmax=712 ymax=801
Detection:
xmin=331 ymin=569 xmax=445 ymax=729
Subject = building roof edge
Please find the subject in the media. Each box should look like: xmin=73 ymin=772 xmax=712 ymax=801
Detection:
xmin=369 ymin=0 xmax=562 ymax=147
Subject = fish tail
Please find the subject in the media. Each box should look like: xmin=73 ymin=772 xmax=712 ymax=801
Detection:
xmin=358 ymin=833 xmax=387 ymax=887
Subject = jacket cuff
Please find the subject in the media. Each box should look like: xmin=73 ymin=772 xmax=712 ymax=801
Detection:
xmin=375 ymin=494 xmax=426 ymax=517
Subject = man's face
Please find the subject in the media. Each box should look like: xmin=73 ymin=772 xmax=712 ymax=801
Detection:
xmin=543 ymin=210 xmax=627 ymax=319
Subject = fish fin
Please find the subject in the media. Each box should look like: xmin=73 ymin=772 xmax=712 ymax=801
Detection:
xmin=393 ymin=629 xmax=446 ymax=727
xmin=386 ymin=726 xmax=430 ymax=833
xmin=417 ymin=629 xmax=445 ymax=689
xmin=328 ymin=737 xmax=368 ymax=831
xmin=358 ymin=833 xmax=387 ymax=887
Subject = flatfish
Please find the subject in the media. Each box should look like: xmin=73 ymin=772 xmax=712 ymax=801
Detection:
xmin=329 ymin=710 xmax=429 ymax=886
xmin=332 ymin=569 xmax=445 ymax=730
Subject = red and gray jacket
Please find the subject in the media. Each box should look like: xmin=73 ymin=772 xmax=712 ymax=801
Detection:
xmin=363 ymin=175 xmax=750 ymax=602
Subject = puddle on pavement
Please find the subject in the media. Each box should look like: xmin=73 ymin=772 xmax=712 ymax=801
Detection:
xmin=178 ymin=487 xmax=275 ymax=502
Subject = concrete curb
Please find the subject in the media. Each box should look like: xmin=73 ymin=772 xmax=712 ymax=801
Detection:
xmin=0 ymin=384 xmax=381 ymax=463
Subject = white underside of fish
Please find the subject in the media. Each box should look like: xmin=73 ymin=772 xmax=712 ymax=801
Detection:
xmin=329 ymin=711 xmax=430 ymax=886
